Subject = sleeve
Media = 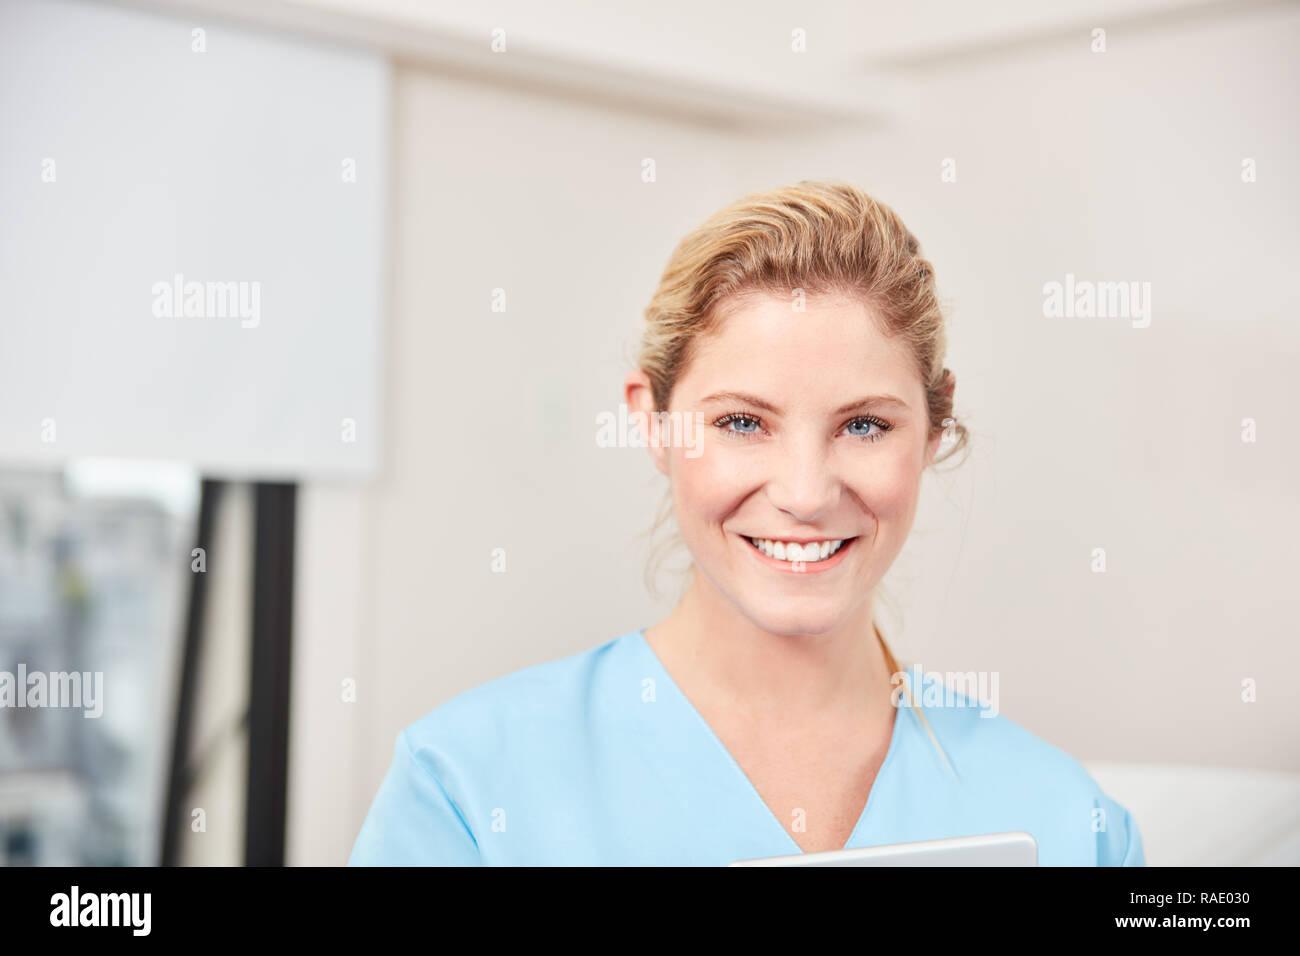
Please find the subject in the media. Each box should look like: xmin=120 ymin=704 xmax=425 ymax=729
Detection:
xmin=1117 ymin=803 xmax=1147 ymax=866
xmin=347 ymin=728 xmax=481 ymax=866
xmin=1095 ymin=796 xmax=1146 ymax=867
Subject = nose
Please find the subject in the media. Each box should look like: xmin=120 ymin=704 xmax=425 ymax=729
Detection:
xmin=764 ymin=435 xmax=842 ymax=523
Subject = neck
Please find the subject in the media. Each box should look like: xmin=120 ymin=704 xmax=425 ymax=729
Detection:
xmin=646 ymin=567 xmax=894 ymax=724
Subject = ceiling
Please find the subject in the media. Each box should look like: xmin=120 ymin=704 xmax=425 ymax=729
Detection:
xmin=107 ymin=0 xmax=1291 ymax=126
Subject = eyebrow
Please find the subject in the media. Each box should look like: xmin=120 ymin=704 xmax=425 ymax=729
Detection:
xmin=696 ymin=391 xmax=911 ymax=416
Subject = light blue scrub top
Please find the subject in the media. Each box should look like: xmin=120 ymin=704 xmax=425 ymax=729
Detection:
xmin=349 ymin=628 xmax=1145 ymax=866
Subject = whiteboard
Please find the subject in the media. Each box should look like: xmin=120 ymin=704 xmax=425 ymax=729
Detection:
xmin=0 ymin=0 xmax=387 ymax=480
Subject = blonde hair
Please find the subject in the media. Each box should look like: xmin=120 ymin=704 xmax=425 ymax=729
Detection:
xmin=635 ymin=180 xmax=964 ymax=776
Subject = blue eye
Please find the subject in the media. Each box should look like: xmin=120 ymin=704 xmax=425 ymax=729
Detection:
xmin=845 ymin=416 xmax=892 ymax=442
xmin=714 ymin=412 xmax=761 ymax=434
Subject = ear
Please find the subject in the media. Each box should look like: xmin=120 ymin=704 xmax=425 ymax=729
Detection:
xmin=624 ymin=369 xmax=669 ymax=477
xmin=923 ymin=369 xmax=957 ymax=468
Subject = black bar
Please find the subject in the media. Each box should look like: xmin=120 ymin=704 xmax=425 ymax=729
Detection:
xmin=245 ymin=482 xmax=297 ymax=866
xmin=160 ymin=478 xmax=224 ymax=866
xmin=2 ymin=865 xmax=1282 ymax=940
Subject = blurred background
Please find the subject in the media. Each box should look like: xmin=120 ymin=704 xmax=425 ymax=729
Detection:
xmin=1 ymin=0 xmax=1297 ymax=867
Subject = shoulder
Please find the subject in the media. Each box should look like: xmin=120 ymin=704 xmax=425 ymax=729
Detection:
xmin=349 ymin=629 xmax=646 ymax=865
xmin=902 ymin=667 xmax=1145 ymax=865
xmin=901 ymin=666 xmax=1101 ymax=788
xmin=401 ymin=628 xmax=642 ymax=768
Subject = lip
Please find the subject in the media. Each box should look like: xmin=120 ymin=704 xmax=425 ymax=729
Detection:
xmin=737 ymin=533 xmax=857 ymax=574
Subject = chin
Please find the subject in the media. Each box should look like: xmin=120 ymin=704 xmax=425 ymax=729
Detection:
xmin=739 ymin=600 xmax=849 ymax=639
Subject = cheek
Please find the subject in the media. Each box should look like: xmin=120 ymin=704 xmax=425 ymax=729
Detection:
xmin=671 ymin=446 xmax=749 ymax=522
xmin=850 ymin=447 xmax=924 ymax=523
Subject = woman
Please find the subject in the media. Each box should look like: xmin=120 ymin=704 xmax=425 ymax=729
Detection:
xmin=348 ymin=181 xmax=1145 ymax=866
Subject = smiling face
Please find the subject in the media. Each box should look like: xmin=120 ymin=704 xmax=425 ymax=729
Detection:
xmin=635 ymin=291 xmax=943 ymax=638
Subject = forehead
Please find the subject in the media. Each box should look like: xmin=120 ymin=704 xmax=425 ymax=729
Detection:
xmin=677 ymin=291 xmax=921 ymax=400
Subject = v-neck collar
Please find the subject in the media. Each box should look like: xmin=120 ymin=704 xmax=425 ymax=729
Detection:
xmin=632 ymin=626 xmax=912 ymax=857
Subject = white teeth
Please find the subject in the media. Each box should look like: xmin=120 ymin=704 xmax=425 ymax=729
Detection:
xmin=747 ymin=536 xmax=848 ymax=563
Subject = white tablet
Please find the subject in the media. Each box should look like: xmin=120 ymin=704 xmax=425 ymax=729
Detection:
xmin=728 ymin=831 xmax=1038 ymax=866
